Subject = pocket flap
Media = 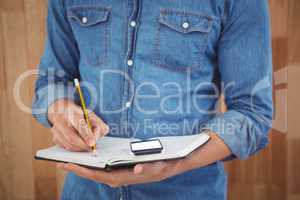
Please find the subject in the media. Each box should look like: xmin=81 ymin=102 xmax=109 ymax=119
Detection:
xmin=67 ymin=6 xmax=110 ymax=27
xmin=159 ymin=9 xmax=213 ymax=34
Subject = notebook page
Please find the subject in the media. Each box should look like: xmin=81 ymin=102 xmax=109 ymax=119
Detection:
xmin=108 ymin=134 xmax=210 ymax=165
xmin=36 ymin=136 xmax=136 ymax=168
xmin=157 ymin=133 xmax=210 ymax=157
xmin=36 ymin=134 xmax=210 ymax=168
xmin=36 ymin=145 xmax=107 ymax=168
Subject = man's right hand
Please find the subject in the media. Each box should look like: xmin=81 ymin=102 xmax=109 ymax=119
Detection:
xmin=47 ymin=99 xmax=109 ymax=152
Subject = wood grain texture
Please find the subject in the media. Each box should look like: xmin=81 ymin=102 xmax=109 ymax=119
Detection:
xmin=0 ymin=0 xmax=56 ymax=199
xmin=0 ymin=0 xmax=299 ymax=200
xmin=226 ymin=1 xmax=300 ymax=200
xmin=0 ymin=1 xmax=35 ymax=199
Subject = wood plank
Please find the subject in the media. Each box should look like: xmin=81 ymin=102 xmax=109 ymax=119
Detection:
xmin=287 ymin=0 xmax=300 ymax=64
xmin=23 ymin=0 xmax=58 ymax=199
xmin=0 ymin=0 xmax=35 ymax=199
xmin=286 ymin=0 xmax=300 ymax=198
xmin=0 ymin=5 xmax=12 ymax=200
xmin=287 ymin=66 xmax=300 ymax=199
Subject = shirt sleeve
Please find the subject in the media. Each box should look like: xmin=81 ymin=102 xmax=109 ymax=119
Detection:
xmin=203 ymin=0 xmax=273 ymax=160
xmin=32 ymin=0 xmax=80 ymax=128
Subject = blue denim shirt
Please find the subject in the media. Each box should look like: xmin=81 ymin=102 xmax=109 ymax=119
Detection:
xmin=33 ymin=0 xmax=273 ymax=199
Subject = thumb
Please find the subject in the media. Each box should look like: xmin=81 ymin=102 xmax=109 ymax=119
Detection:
xmin=133 ymin=164 xmax=145 ymax=175
xmin=133 ymin=162 xmax=161 ymax=175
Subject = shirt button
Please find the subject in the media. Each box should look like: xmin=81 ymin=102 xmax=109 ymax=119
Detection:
xmin=182 ymin=22 xmax=189 ymax=29
xmin=130 ymin=21 xmax=137 ymax=27
xmin=125 ymin=102 xmax=131 ymax=108
xmin=127 ymin=59 xmax=134 ymax=66
xmin=82 ymin=17 xmax=88 ymax=24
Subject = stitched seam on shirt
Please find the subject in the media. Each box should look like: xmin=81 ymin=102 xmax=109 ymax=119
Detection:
xmin=152 ymin=24 xmax=205 ymax=72
xmin=152 ymin=8 xmax=214 ymax=72
xmin=67 ymin=5 xmax=111 ymax=11
xmin=81 ymin=21 xmax=108 ymax=67
xmin=65 ymin=5 xmax=110 ymax=67
xmin=159 ymin=18 xmax=212 ymax=34
xmin=153 ymin=20 xmax=161 ymax=69
xmin=67 ymin=13 xmax=109 ymax=27
xmin=103 ymin=17 xmax=109 ymax=66
xmin=221 ymin=0 xmax=229 ymax=28
xmin=59 ymin=0 xmax=80 ymax=62
xmin=159 ymin=8 xmax=214 ymax=34
xmin=160 ymin=8 xmax=214 ymax=20
xmin=66 ymin=6 xmax=111 ymax=26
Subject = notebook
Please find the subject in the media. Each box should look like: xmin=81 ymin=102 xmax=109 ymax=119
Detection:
xmin=35 ymin=133 xmax=210 ymax=171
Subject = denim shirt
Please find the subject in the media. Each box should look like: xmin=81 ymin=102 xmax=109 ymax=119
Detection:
xmin=32 ymin=0 xmax=273 ymax=199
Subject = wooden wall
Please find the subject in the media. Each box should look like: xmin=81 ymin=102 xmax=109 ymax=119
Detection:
xmin=225 ymin=1 xmax=300 ymax=200
xmin=0 ymin=0 xmax=299 ymax=200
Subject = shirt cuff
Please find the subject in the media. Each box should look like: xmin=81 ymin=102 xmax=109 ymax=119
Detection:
xmin=32 ymin=83 xmax=76 ymax=128
xmin=202 ymin=110 xmax=268 ymax=160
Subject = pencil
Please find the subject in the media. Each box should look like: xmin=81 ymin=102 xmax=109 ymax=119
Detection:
xmin=74 ymin=78 xmax=96 ymax=152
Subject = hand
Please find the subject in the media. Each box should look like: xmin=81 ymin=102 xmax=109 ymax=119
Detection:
xmin=48 ymin=99 xmax=109 ymax=151
xmin=57 ymin=133 xmax=232 ymax=187
xmin=57 ymin=159 xmax=185 ymax=187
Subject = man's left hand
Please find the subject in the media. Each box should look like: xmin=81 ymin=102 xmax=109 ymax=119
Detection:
xmin=57 ymin=159 xmax=185 ymax=188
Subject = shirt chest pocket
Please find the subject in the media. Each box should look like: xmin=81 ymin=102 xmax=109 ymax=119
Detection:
xmin=67 ymin=6 xmax=111 ymax=67
xmin=153 ymin=9 xmax=213 ymax=72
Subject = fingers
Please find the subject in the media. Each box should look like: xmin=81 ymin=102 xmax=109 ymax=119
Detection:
xmin=133 ymin=164 xmax=144 ymax=175
xmin=53 ymin=134 xmax=67 ymax=149
xmin=89 ymin=112 xmax=110 ymax=137
xmin=58 ymin=163 xmax=111 ymax=184
xmin=65 ymin=107 xmax=96 ymax=146
xmin=133 ymin=164 xmax=151 ymax=175
xmin=52 ymin=127 xmax=79 ymax=151
xmin=52 ymin=125 xmax=88 ymax=152
xmin=133 ymin=162 xmax=167 ymax=175
xmin=65 ymin=106 xmax=110 ymax=147
xmin=57 ymin=121 xmax=90 ymax=151
xmin=59 ymin=163 xmax=138 ymax=188
xmin=49 ymin=99 xmax=110 ymax=152
xmin=58 ymin=162 xmax=169 ymax=188
xmin=59 ymin=163 xmax=96 ymax=180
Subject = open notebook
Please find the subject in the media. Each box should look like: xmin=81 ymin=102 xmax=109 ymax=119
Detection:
xmin=35 ymin=133 xmax=210 ymax=171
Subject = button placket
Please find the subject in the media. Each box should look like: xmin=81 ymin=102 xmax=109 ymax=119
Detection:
xmin=125 ymin=101 xmax=132 ymax=108
xmin=130 ymin=20 xmax=137 ymax=27
xmin=120 ymin=0 xmax=140 ymax=139
xmin=127 ymin=59 xmax=134 ymax=66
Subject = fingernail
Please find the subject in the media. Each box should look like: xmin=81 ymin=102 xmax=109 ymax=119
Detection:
xmin=88 ymin=139 xmax=95 ymax=146
xmin=104 ymin=125 xmax=110 ymax=133
xmin=95 ymin=131 xmax=101 ymax=139
xmin=134 ymin=165 xmax=143 ymax=175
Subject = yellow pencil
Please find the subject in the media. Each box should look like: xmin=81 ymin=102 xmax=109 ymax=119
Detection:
xmin=74 ymin=78 xmax=96 ymax=152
